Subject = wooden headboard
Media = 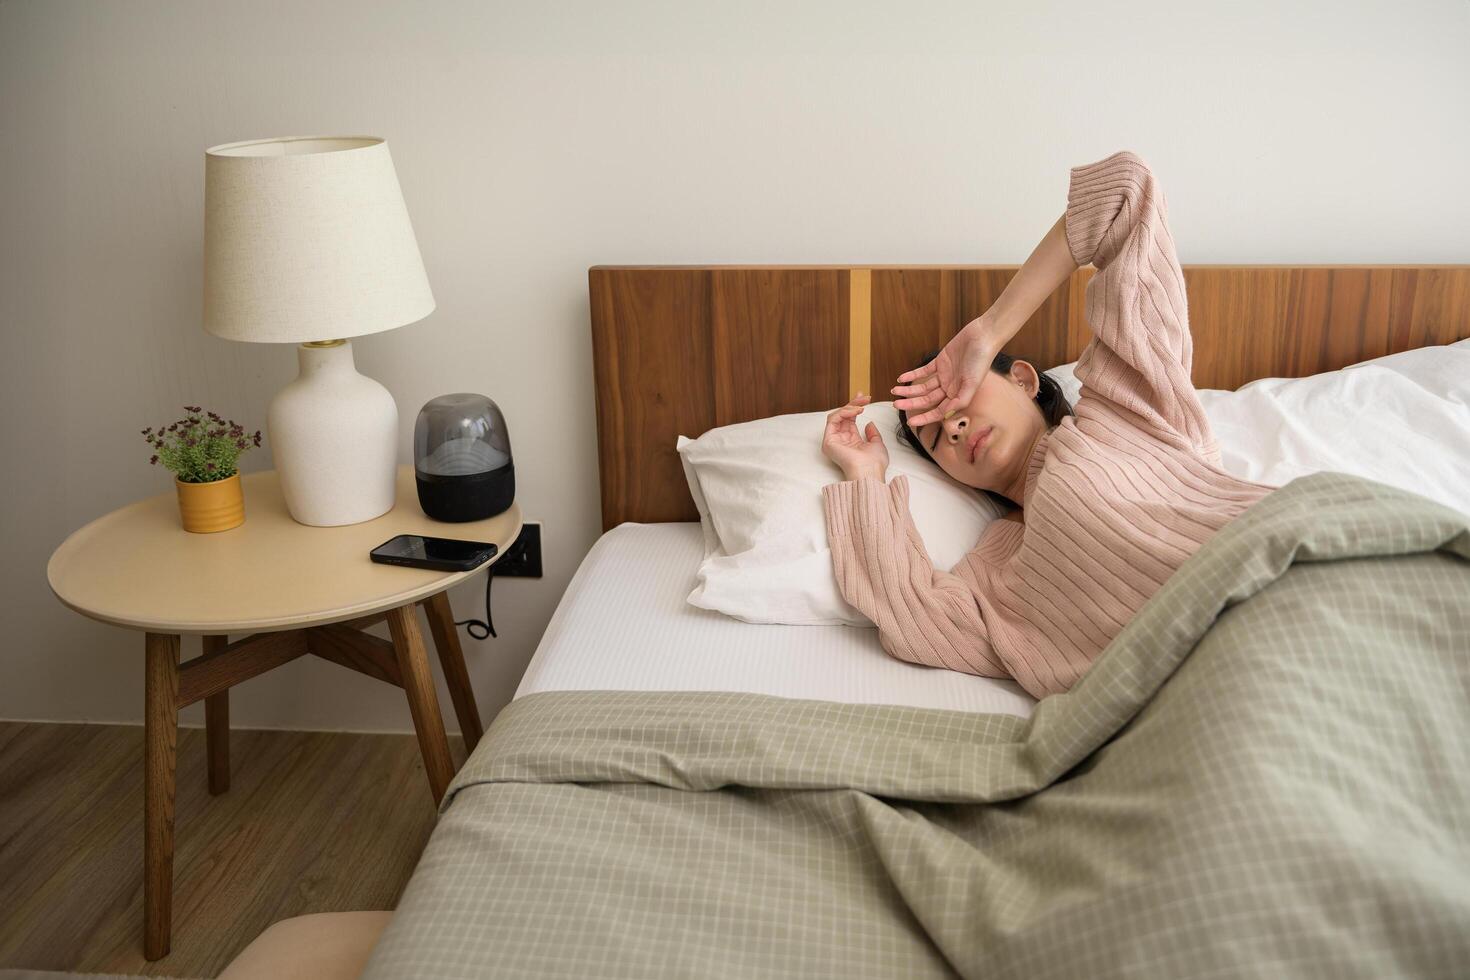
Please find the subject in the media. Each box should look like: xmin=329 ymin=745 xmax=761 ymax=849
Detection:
xmin=589 ymin=265 xmax=1470 ymax=530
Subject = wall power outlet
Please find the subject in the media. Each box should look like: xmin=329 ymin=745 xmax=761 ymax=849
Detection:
xmin=496 ymin=522 xmax=543 ymax=578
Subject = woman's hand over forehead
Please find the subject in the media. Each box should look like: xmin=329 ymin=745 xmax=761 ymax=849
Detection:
xmin=892 ymin=318 xmax=999 ymax=427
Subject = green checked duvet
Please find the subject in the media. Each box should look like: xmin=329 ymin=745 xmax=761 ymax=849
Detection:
xmin=363 ymin=473 xmax=1470 ymax=980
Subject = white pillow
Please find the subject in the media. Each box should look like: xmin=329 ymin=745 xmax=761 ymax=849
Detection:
xmin=678 ymin=401 xmax=1006 ymax=626
xmin=1047 ymin=339 xmax=1470 ymax=516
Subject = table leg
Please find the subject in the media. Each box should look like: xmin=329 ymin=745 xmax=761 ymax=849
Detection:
xmin=422 ymin=590 xmax=484 ymax=754
xmin=144 ymin=632 xmax=180 ymax=961
xmin=386 ymin=605 xmax=454 ymax=805
xmin=203 ymin=635 xmax=230 ymax=795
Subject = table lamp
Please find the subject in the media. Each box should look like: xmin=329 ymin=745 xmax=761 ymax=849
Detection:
xmin=203 ymin=135 xmax=435 ymax=527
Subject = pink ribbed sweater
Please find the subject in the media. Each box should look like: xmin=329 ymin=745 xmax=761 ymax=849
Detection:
xmin=822 ymin=150 xmax=1278 ymax=699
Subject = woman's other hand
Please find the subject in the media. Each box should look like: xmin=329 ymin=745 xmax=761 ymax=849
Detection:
xmin=891 ymin=316 xmax=1000 ymax=427
xmin=822 ymin=393 xmax=889 ymax=482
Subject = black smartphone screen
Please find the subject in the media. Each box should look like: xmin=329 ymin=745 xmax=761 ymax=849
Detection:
xmin=370 ymin=534 xmax=497 ymax=571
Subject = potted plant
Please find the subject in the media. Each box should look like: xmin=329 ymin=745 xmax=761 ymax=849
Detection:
xmin=143 ymin=406 xmax=263 ymax=533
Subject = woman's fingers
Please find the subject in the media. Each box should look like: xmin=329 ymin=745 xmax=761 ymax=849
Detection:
xmin=824 ymin=399 xmax=867 ymax=441
xmin=907 ymin=393 xmax=961 ymax=428
xmin=893 ymin=386 xmax=943 ymax=413
xmin=904 ymin=371 xmax=982 ymax=426
xmin=890 ymin=376 xmax=938 ymax=398
xmin=906 ymin=394 xmax=966 ymax=428
xmin=904 ymin=406 xmax=944 ymax=428
xmin=823 ymin=392 xmax=879 ymax=455
xmin=825 ymin=394 xmax=871 ymax=425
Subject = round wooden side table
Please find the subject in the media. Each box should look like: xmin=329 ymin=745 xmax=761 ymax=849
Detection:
xmin=47 ymin=466 xmax=522 ymax=961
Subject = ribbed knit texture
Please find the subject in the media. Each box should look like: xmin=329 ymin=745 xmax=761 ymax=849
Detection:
xmin=823 ymin=150 xmax=1278 ymax=699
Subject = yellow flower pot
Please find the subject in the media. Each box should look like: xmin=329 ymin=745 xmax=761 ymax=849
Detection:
xmin=175 ymin=474 xmax=245 ymax=533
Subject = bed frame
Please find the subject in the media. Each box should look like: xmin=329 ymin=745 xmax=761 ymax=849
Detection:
xmin=589 ymin=264 xmax=1470 ymax=530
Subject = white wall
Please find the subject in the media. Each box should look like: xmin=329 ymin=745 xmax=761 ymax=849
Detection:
xmin=3 ymin=0 xmax=1466 ymax=733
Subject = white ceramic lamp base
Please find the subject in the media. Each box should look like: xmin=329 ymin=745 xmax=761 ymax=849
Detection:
xmin=269 ymin=340 xmax=397 ymax=527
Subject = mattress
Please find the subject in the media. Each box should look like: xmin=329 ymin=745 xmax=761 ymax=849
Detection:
xmin=515 ymin=521 xmax=1036 ymax=716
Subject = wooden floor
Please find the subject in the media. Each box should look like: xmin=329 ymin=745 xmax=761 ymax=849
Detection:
xmin=0 ymin=721 xmax=455 ymax=978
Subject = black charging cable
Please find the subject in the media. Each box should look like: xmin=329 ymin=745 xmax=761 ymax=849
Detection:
xmin=453 ymin=565 xmax=497 ymax=639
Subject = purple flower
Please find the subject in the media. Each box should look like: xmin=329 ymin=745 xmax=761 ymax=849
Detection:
xmin=206 ymin=461 xmax=217 ymax=471
xmin=236 ymin=439 xmax=247 ymax=449
xmin=149 ymin=455 xmax=158 ymax=465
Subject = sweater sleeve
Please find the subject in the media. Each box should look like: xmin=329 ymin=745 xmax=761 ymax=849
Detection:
xmin=1064 ymin=150 xmax=1217 ymax=458
xmin=821 ymin=475 xmax=1007 ymax=679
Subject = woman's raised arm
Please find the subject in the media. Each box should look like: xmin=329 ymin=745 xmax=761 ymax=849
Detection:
xmin=1060 ymin=150 xmax=1214 ymax=453
xmin=979 ymin=212 xmax=1078 ymax=349
xmin=892 ymin=213 xmax=1076 ymax=426
xmin=897 ymin=150 xmax=1215 ymax=456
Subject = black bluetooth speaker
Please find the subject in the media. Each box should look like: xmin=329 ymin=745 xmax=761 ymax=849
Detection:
xmin=413 ymin=393 xmax=515 ymax=522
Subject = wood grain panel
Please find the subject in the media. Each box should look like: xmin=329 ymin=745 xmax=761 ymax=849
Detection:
xmin=871 ymin=269 xmax=957 ymax=395
xmin=590 ymin=264 xmax=1470 ymax=528
xmin=1390 ymin=267 xmax=1470 ymax=353
xmin=710 ymin=269 xmax=848 ymax=425
xmin=1176 ymin=267 xmax=1470 ymax=390
xmin=1185 ymin=268 xmax=1283 ymax=390
xmin=589 ymin=268 xmax=715 ymax=528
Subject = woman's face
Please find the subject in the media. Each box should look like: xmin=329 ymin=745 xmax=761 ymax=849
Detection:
xmin=907 ymin=361 xmax=1047 ymax=497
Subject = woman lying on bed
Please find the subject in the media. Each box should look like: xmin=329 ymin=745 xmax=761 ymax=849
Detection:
xmin=820 ymin=149 xmax=1278 ymax=699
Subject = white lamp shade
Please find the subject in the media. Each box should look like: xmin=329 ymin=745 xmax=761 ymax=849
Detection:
xmin=204 ymin=136 xmax=435 ymax=343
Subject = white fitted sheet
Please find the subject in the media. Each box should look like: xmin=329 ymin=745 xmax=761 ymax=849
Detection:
xmin=515 ymin=521 xmax=1037 ymax=717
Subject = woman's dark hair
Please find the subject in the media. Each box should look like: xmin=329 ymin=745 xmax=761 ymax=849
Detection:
xmin=896 ymin=349 xmax=1073 ymax=509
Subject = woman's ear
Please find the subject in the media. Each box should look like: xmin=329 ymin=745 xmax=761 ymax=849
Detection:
xmin=1008 ymin=360 xmax=1041 ymax=399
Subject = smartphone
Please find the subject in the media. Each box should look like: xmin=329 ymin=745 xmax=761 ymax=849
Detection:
xmin=370 ymin=534 xmax=498 ymax=572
